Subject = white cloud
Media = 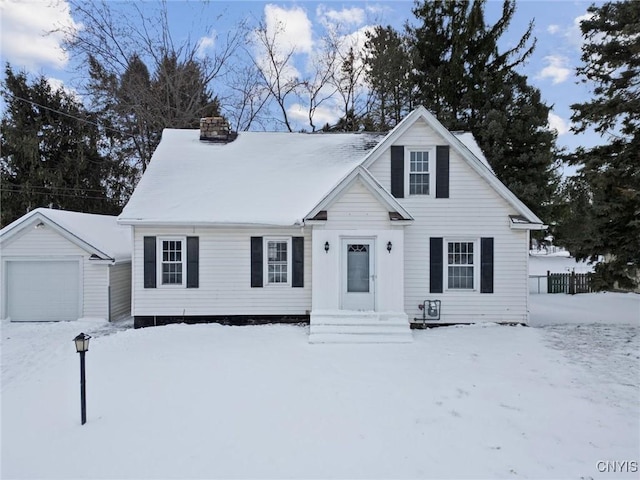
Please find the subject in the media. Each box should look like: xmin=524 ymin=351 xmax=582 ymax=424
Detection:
xmin=196 ymin=34 xmax=216 ymax=59
xmin=316 ymin=5 xmax=365 ymax=27
xmin=548 ymin=112 xmax=570 ymax=136
xmin=287 ymin=102 xmax=341 ymax=129
xmin=547 ymin=24 xmax=560 ymax=34
xmin=263 ymin=4 xmax=313 ymax=55
xmin=568 ymin=12 xmax=594 ymax=48
xmin=537 ymin=55 xmax=572 ymax=84
xmin=0 ymin=0 xmax=80 ymax=71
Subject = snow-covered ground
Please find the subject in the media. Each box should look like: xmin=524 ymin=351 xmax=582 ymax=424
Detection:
xmin=2 ymin=293 xmax=638 ymax=479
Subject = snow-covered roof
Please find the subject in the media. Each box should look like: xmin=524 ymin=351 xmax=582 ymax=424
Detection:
xmin=452 ymin=132 xmax=493 ymax=173
xmin=119 ymin=130 xmax=384 ymax=226
xmin=0 ymin=208 xmax=131 ymax=261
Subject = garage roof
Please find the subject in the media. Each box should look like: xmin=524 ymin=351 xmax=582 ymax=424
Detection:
xmin=0 ymin=208 xmax=131 ymax=262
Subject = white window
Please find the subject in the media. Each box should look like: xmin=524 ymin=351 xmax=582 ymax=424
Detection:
xmin=406 ymin=148 xmax=435 ymax=195
xmin=447 ymin=241 xmax=476 ymax=289
xmin=159 ymin=238 xmax=185 ymax=286
xmin=265 ymin=238 xmax=291 ymax=285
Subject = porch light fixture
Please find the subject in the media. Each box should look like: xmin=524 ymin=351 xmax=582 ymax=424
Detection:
xmin=387 ymin=241 xmax=392 ymax=253
xmin=324 ymin=241 xmax=330 ymax=253
xmin=73 ymin=333 xmax=91 ymax=425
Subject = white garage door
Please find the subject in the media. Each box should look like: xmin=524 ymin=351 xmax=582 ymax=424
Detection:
xmin=6 ymin=260 xmax=80 ymax=322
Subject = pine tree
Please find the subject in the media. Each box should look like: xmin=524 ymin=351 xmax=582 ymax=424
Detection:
xmin=562 ymin=1 xmax=640 ymax=289
xmin=363 ymin=25 xmax=412 ymax=130
xmin=401 ymin=0 xmax=558 ymax=220
xmin=0 ymin=65 xmax=128 ymax=226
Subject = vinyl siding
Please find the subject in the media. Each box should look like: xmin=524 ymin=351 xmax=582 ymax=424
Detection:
xmin=367 ymin=118 xmax=530 ymax=323
xmin=0 ymin=225 xmax=111 ymax=320
xmin=132 ymin=226 xmax=312 ymax=316
xmin=109 ymin=261 xmax=132 ymax=320
xmin=324 ymin=178 xmax=392 ymax=230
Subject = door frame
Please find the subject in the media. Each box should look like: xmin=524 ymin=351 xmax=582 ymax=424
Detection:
xmin=340 ymin=237 xmax=376 ymax=311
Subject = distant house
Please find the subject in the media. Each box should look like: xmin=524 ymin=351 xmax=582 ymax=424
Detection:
xmin=0 ymin=208 xmax=131 ymax=322
xmin=118 ymin=107 xmax=544 ymax=342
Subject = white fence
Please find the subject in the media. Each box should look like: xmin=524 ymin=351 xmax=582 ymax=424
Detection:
xmin=529 ymin=275 xmax=548 ymax=294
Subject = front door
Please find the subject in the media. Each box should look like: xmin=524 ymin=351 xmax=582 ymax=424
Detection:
xmin=341 ymin=239 xmax=375 ymax=311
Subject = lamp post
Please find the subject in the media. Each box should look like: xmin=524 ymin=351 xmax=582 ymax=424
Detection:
xmin=73 ymin=333 xmax=91 ymax=425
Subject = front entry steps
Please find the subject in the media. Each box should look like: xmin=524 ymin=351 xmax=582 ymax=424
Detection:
xmin=309 ymin=311 xmax=413 ymax=344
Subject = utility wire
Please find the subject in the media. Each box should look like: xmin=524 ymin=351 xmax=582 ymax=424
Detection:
xmin=3 ymin=92 xmax=134 ymax=138
xmin=0 ymin=188 xmax=122 ymax=202
xmin=1 ymin=184 xmax=128 ymax=194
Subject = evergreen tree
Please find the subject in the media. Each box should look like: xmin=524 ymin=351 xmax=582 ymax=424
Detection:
xmin=0 ymin=65 xmax=128 ymax=226
xmin=87 ymin=53 xmax=221 ymax=172
xmin=363 ymin=25 xmax=412 ymax=130
xmin=400 ymin=0 xmax=558 ymax=219
xmin=561 ymin=1 xmax=640 ymax=288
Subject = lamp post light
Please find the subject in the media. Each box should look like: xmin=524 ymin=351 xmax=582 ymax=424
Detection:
xmin=73 ymin=333 xmax=91 ymax=425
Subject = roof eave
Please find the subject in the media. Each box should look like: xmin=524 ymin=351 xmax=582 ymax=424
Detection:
xmin=118 ymin=219 xmax=306 ymax=229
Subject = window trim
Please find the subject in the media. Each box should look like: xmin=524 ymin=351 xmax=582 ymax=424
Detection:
xmin=405 ymin=146 xmax=436 ymax=197
xmin=157 ymin=236 xmax=187 ymax=288
xmin=444 ymin=238 xmax=479 ymax=291
xmin=263 ymin=237 xmax=292 ymax=286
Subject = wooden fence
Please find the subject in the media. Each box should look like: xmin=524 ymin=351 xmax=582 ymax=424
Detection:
xmin=547 ymin=271 xmax=593 ymax=294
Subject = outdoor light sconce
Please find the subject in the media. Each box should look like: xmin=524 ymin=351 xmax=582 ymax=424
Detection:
xmin=34 ymin=221 xmax=45 ymax=229
xmin=387 ymin=241 xmax=393 ymax=253
xmin=73 ymin=333 xmax=91 ymax=425
xmin=324 ymin=241 xmax=330 ymax=253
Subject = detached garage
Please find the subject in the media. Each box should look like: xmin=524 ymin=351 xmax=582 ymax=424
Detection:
xmin=0 ymin=208 xmax=131 ymax=322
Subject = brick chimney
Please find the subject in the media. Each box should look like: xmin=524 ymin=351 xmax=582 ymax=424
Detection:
xmin=199 ymin=117 xmax=237 ymax=143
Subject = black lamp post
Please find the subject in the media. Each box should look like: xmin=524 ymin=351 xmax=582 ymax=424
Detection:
xmin=73 ymin=333 xmax=91 ymax=425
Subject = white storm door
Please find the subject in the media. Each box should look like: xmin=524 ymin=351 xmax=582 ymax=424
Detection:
xmin=341 ymin=239 xmax=375 ymax=311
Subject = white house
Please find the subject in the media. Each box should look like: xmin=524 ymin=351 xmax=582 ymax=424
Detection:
xmin=118 ymin=107 xmax=545 ymax=342
xmin=0 ymin=208 xmax=132 ymax=322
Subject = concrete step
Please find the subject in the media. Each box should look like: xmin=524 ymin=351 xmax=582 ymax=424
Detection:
xmin=310 ymin=323 xmax=411 ymax=335
xmin=309 ymin=332 xmax=413 ymax=344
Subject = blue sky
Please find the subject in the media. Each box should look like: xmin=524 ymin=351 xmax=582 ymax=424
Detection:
xmin=0 ymin=0 xmax=602 ymax=161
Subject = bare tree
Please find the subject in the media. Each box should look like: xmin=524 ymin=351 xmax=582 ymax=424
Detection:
xmin=221 ymin=62 xmax=272 ymax=132
xmin=56 ymin=0 xmax=244 ymax=170
xmin=249 ymin=20 xmax=304 ymax=132
xmin=301 ymin=39 xmax=339 ymax=132
xmin=326 ymin=30 xmax=370 ymax=131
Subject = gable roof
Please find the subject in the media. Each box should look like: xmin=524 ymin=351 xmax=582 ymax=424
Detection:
xmin=119 ymin=130 xmax=384 ymax=226
xmin=0 ymin=208 xmax=131 ymax=262
xmin=362 ymin=106 xmax=543 ymax=225
xmin=305 ymin=166 xmax=413 ymax=221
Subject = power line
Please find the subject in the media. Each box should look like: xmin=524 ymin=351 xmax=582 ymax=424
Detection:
xmin=0 ymin=187 xmax=122 ymax=202
xmin=3 ymin=92 xmax=134 ymax=138
xmin=1 ymin=183 xmax=129 ymax=194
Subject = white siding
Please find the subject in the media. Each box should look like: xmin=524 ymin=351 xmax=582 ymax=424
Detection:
xmin=324 ymin=178 xmax=392 ymax=230
xmin=132 ymin=226 xmax=312 ymax=317
xmin=82 ymin=261 xmax=108 ymax=318
xmin=368 ymin=118 xmax=530 ymax=324
xmin=0 ymin=224 xmax=110 ymax=320
xmin=109 ymin=261 xmax=132 ymax=320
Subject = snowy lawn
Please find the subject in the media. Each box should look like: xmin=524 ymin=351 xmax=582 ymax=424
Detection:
xmin=2 ymin=294 xmax=639 ymax=479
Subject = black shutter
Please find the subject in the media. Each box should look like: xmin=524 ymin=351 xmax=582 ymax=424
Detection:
xmin=251 ymin=237 xmax=263 ymax=287
xmin=292 ymin=237 xmax=304 ymax=287
xmin=186 ymin=237 xmax=199 ymax=288
xmin=436 ymin=146 xmax=450 ymax=198
xmin=143 ymin=236 xmax=156 ymax=288
xmin=391 ymin=145 xmax=404 ymax=198
xmin=480 ymin=237 xmax=494 ymax=293
xmin=430 ymin=237 xmax=443 ymax=293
